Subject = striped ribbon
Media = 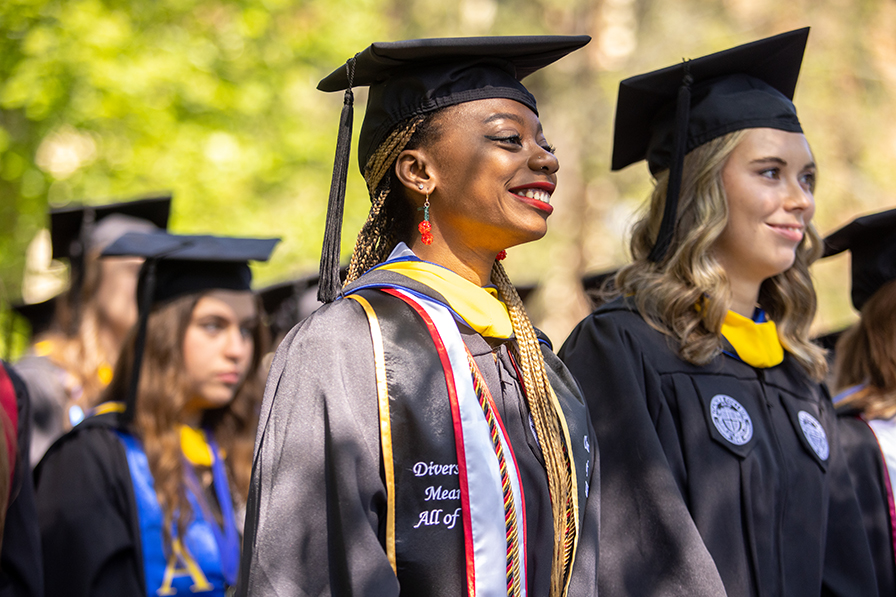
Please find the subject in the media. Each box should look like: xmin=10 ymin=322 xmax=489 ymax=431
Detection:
xmin=466 ymin=350 xmax=523 ymax=597
xmin=377 ymin=287 xmax=526 ymax=596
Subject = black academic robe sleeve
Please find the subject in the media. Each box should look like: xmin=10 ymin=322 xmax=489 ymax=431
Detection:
xmin=837 ymin=415 xmax=896 ymax=596
xmin=237 ymin=300 xmax=400 ymax=596
xmin=34 ymin=422 xmax=144 ymax=597
xmin=559 ymin=309 xmax=727 ymax=597
xmin=0 ymin=363 xmax=43 ymax=597
xmin=817 ymin=404 xmax=881 ymax=597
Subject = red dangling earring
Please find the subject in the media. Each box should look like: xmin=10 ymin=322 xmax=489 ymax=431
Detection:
xmin=418 ymin=193 xmax=433 ymax=245
xmin=496 ymin=249 xmax=507 ymax=261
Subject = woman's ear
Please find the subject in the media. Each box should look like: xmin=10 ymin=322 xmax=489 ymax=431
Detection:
xmin=395 ymin=148 xmax=436 ymax=203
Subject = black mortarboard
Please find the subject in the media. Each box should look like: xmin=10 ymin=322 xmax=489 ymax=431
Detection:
xmin=101 ymin=231 xmax=280 ymax=423
xmin=50 ymin=194 xmax=172 ymax=333
xmin=50 ymin=193 xmax=172 ymax=260
xmin=823 ymin=208 xmax=896 ymax=311
xmin=611 ymin=28 xmax=809 ymax=262
xmin=315 ymin=35 xmax=591 ymax=303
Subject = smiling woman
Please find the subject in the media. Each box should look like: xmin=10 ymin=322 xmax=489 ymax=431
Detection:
xmin=238 ymin=36 xmax=599 ymax=597
xmin=560 ymin=28 xmax=878 ymax=597
xmin=397 ymin=98 xmax=559 ymax=284
xmin=714 ymin=128 xmax=817 ymax=314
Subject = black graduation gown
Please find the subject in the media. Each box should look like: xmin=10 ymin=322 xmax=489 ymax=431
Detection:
xmin=237 ymin=271 xmax=600 ymax=596
xmin=33 ymin=412 xmax=144 ymax=597
xmin=559 ymin=298 xmax=877 ymax=597
xmin=837 ymin=411 xmax=896 ymax=596
xmin=0 ymin=363 xmax=44 ymax=597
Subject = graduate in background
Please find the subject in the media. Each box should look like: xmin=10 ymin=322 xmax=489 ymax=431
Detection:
xmin=827 ymin=208 xmax=896 ymax=596
xmin=559 ymin=29 xmax=877 ymax=596
xmin=0 ymin=361 xmax=43 ymax=597
xmin=15 ymin=195 xmax=171 ymax=465
xmin=35 ymin=232 xmax=276 ymax=597
xmin=238 ymin=36 xmax=598 ymax=597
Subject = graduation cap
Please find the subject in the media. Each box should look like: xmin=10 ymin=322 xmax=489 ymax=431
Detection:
xmin=315 ymin=35 xmax=591 ymax=302
xmin=50 ymin=193 xmax=172 ymax=260
xmin=611 ymin=28 xmax=809 ymax=262
xmin=823 ymin=208 xmax=896 ymax=311
xmin=49 ymin=194 xmax=173 ymax=332
xmin=101 ymin=231 xmax=280 ymax=423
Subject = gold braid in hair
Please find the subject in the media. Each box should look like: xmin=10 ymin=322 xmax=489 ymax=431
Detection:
xmin=492 ymin=261 xmax=577 ymax=597
xmin=345 ymin=116 xmax=425 ymax=283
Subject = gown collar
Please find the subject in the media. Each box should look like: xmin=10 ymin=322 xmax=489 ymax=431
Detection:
xmin=181 ymin=425 xmax=214 ymax=467
xmin=720 ymin=308 xmax=784 ymax=368
xmin=370 ymin=243 xmax=514 ymax=339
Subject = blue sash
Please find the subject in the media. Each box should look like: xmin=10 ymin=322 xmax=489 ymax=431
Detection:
xmin=115 ymin=431 xmax=239 ymax=596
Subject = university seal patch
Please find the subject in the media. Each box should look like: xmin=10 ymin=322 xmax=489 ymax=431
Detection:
xmin=710 ymin=395 xmax=753 ymax=446
xmin=798 ymin=411 xmax=829 ymax=461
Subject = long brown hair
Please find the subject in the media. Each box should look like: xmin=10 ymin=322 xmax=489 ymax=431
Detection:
xmin=346 ymin=110 xmax=578 ymax=596
xmin=834 ymin=279 xmax=896 ymax=419
xmin=102 ymin=291 xmax=267 ymax=549
xmin=613 ymin=130 xmax=828 ymax=380
xmin=38 ymin=248 xmax=121 ymax=416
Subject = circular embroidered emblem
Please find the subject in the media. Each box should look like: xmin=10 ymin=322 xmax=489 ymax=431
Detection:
xmin=710 ymin=395 xmax=753 ymax=446
xmin=798 ymin=411 xmax=829 ymax=461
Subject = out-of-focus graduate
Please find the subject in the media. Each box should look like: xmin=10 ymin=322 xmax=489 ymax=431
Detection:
xmin=0 ymin=360 xmax=43 ymax=597
xmin=35 ymin=232 xmax=276 ymax=597
xmin=14 ymin=194 xmax=171 ymax=465
xmin=828 ymin=208 xmax=896 ymax=596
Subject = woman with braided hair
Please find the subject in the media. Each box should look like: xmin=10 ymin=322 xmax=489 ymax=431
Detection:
xmin=238 ymin=37 xmax=598 ymax=597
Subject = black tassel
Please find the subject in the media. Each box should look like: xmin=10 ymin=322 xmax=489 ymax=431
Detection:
xmin=648 ymin=62 xmax=693 ymax=263
xmin=68 ymin=206 xmax=96 ymax=335
xmin=318 ymin=56 xmax=357 ymax=303
xmin=122 ymin=258 xmax=156 ymax=426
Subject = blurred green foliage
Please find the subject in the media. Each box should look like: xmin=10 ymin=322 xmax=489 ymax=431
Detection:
xmin=2 ymin=0 xmax=895 ymax=355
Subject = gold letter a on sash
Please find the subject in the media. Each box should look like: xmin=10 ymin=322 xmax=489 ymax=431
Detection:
xmin=157 ymin=539 xmax=214 ymax=595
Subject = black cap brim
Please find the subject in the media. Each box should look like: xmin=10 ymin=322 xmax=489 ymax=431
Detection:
xmin=318 ymin=35 xmax=592 ymax=91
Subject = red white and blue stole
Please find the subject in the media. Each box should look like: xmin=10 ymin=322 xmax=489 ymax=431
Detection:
xmin=865 ymin=417 xmax=896 ymax=570
xmin=348 ymin=287 xmax=528 ymax=597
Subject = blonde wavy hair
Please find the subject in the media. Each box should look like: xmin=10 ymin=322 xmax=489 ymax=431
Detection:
xmin=102 ymin=292 xmax=267 ymax=550
xmin=346 ymin=110 xmax=578 ymax=597
xmin=613 ymin=129 xmax=828 ymax=380
xmin=834 ymin=279 xmax=896 ymax=419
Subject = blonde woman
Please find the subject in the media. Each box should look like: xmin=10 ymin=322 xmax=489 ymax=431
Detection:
xmin=238 ymin=37 xmax=598 ymax=597
xmin=560 ymin=29 xmax=877 ymax=596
